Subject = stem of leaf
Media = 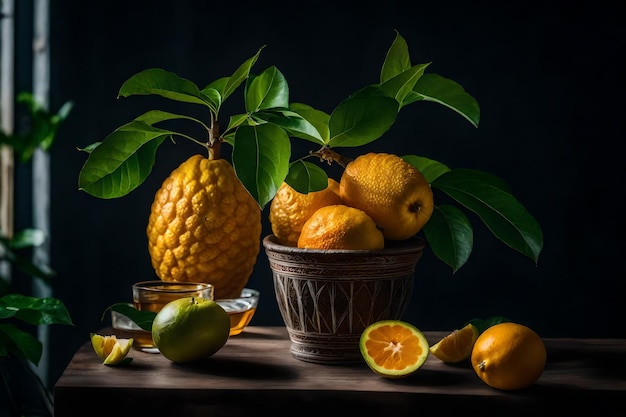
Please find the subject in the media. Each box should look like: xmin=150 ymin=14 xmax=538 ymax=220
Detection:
xmin=311 ymin=148 xmax=353 ymax=168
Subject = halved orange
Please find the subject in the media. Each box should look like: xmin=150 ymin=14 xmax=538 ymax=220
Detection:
xmin=359 ymin=320 xmax=430 ymax=378
xmin=429 ymin=323 xmax=479 ymax=363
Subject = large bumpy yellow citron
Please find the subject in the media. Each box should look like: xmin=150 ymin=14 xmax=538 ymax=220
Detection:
xmin=339 ymin=152 xmax=434 ymax=240
xmin=297 ymin=204 xmax=384 ymax=250
xmin=269 ymin=178 xmax=343 ymax=246
xmin=146 ymin=155 xmax=262 ymax=299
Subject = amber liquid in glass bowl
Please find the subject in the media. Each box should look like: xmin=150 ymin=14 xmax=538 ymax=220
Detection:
xmin=122 ymin=281 xmax=214 ymax=351
xmin=217 ymin=288 xmax=260 ymax=336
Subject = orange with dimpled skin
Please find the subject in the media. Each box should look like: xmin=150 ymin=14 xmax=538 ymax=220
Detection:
xmin=339 ymin=152 xmax=433 ymax=241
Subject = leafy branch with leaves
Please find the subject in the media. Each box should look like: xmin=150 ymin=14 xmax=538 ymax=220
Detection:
xmin=78 ymin=30 xmax=542 ymax=275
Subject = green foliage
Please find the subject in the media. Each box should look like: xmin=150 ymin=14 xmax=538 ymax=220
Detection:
xmin=0 ymin=93 xmax=74 ymax=367
xmin=468 ymin=316 xmax=511 ymax=334
xmin=0 ymin=229 xmax=56 ymax=289
xmin=0 ymin=92 xmax=73 ymax=162
xmin=0 ymin=231 xmax=73 ymax=366
xmin=77 ymin=30 xmax=543 ymax=273
xmin=0 ymin=295 xmax=73 ymax=365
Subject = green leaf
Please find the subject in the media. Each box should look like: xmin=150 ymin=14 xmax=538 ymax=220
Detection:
xmin=380 ymin=30 xmax=412 ymax=83
xmin=32 ymin=100 xmax=74 ymax=152
xmin=232 ymin=124 xmax=291 ymax=208
xmin=104 ymin=303 xmax=156 ymax=332
xmin=380 ymin=63 xmax=430 ymax=106
xmin=253 ymin=108 xmax=323 ymax=143
xmin=133 ymin=109 xmax=208 ymax=129
xmin=245 ymin=66 xmax=289 ymax=112
xmin=204 ymin=76 xmax=227 ymax=92
xmin=445 ymin=167 xmax=513 ymax=193
xmin=224 ymin=113 xmax=251 ymax=139
xmin=7 ymin=252 xmax=56 ymax=282
xmin=289 ymin=103 xmax=330 ymax=143
xmin=78 ymin=120 xmax=170 ymax=198
xmin=221 ymin=46 xmax=265 ymax=101
xmin=432 ymin=169 xmax=543 ymax=263
xmin=77 ymin=141 xmax=101 ymax=153
xmin=327 ymin=94 xmax=398 ymax=147
xmin=28 ymin=103 xmax=73 ymax=154
xmin=402 ymin=154 xmax=451 ymax=183
xmin=0 ymin=323 xmax=43 ymax=365
xmin=118 ymin=68 xmax=217 ymax=113
xmin=1 ymin=93 xmax=74 ymax=162
xmin=56 ymin=99 xmax=74 ymax=122
xmin=0 ymin=230 xmax=55 ymax=282
xmin=7 ymin=228 xmax=46 ymax=250
xmin=467 ymin=316 xmax=511 ymax=334
xmin=199 ymin=87 xmax=222 ymax=113
xmin=423 ymin=205 xmax=474 ymax=273
xmin=408 ymin=73 xmax=480 ymax=128
xmin=284 ymin=160 xmax=329 ymax=193
xmin=0 ymin=294 xmax=73 ymax=325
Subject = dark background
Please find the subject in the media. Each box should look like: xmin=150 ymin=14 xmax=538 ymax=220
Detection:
xmin=10 ymin=0 xmax=625 ymax=388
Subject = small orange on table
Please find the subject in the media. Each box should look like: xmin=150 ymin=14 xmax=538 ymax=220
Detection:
xmin=470 ymin=322 xmax=547 ymax=390
xmin=359 ymin=320 xmax=430 ymax=378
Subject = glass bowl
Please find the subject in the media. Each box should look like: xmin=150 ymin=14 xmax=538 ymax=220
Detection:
xmin=216 ymin=288 xmax=260 ymax=336
xmin=131 ymin=280 xmax=214 ymax=312
xmin=111 ymin=306 xmax=159 ymax=353
xmin=113 ymin=281 xmax=214 ymax=353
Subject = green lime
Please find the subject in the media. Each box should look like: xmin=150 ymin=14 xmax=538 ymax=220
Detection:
xmin=152 ymin=296 xmax=230 ymax=363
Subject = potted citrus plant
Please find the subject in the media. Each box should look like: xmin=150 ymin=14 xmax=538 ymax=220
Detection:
xmin=78 ymin=31 xmax=542 ymax=362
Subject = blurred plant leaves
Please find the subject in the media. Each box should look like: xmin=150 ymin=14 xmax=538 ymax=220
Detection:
xmin=0 ymin=295 xmax=73 ymax=366
xmin=0 ymin=92 xmax=73 ymax=162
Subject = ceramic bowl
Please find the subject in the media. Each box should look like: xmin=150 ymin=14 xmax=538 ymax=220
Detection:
xmin=263 ymin=234 xmax=425 ymax=364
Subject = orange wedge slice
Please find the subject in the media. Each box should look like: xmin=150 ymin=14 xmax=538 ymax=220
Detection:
xmin=90 ymin=333 xmax=134 ymax=366
xmin=429 ymin=323 xmax=479 ymax=363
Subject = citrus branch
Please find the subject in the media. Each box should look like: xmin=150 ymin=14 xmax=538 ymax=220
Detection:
xmin=310 ymin=148 xmax=353 ymax=168
xmin=208 ymin=115 xmax=221 ymax=160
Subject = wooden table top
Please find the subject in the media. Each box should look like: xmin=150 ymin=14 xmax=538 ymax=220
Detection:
xmin=54 ymin=326 xmax=626 ymax=417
